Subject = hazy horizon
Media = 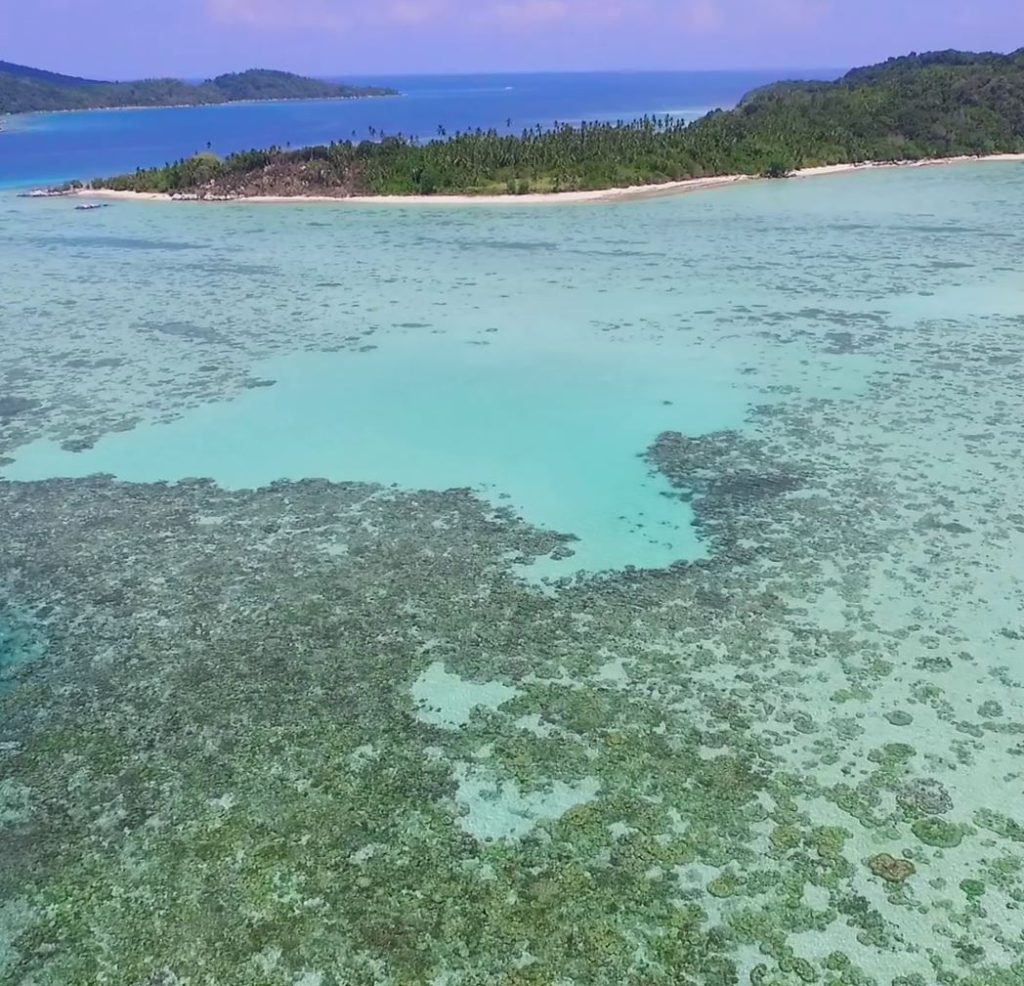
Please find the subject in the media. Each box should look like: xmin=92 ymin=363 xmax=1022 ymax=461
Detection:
xmin=3 ymin=60 xmax=850 ymax=82
xmin=4 ymin=0 xmax=1023 ymax=80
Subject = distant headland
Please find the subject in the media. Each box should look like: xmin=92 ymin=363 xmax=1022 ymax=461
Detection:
xmin=0 ymin=61 xmax=397 ymax=115
xmin=42 ymin=49 xmax=1024 ymax=202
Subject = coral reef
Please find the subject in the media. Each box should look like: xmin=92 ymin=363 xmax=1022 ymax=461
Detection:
xmin=3 ymin=166 xmax=1024 ymax=985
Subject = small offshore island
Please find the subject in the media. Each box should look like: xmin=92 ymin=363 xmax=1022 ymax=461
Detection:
xmin=67 ymin=49 xmax=1024 ymax=201
xmin=0 ymin=60 xmax=396 ymax=115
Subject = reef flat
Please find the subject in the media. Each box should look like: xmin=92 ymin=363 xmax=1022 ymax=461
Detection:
xmin=2 ymin=163 xmax=1024 ymax=985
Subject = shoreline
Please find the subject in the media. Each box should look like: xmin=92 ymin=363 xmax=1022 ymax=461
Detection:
xmin=58 ymin=153 xmax=1024 ymax=207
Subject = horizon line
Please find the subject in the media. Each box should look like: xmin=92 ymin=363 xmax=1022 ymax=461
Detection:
xmin=4 ymin=57 xmax=848 ymax=83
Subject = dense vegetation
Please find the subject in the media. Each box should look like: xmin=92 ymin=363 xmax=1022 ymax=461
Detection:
xmin=82 ymin=48 xmax=1024 ymax=199
xmin=0 ymin=61 xmax=395 ymax=114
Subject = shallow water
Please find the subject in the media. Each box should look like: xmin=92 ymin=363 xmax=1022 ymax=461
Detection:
xmin=0 ymin=614 xmax=41 ymax=688
xmin=0 ymin=174 xmax=888 ymax=576
xmin=4 ymin=337 xmax=740 ymax=577
xmin=2 ymin=163 xmax=1024 ymax=985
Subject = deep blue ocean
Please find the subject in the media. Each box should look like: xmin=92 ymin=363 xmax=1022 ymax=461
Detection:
xmin=0 ymin=70 xmax=836 ymax=188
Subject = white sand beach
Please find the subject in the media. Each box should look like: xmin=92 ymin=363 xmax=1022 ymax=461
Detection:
xmin=64 ymin=152 xmax=1024 ymax=207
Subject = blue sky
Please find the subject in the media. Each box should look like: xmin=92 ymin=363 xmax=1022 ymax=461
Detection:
xmin=5 ymin=0 xmax=1023 ymax=78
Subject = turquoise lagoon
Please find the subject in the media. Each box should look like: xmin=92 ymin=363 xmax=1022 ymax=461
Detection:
xmin=3 ymin=316 xmax=744 ymax=577
xmin=3 ymin=163 xmax=1024 ymax=984
xmin=0 ymin=171 xmax=904 ymax=577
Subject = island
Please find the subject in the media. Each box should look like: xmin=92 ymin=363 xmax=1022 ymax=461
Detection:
xmin=0 ymin=61 xmax=396 ymax=115
xmin=56 ymin=49 xmax=1024 ymax=200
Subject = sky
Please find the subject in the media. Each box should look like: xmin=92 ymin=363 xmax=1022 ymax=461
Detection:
xmin=3 ymin=0 xmax=1023 ymax=78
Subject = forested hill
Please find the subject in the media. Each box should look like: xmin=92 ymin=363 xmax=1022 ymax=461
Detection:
xmin=0 ymin=61 xmax=396 ymax=114
xmin=0 ymin=60 xmax=105 ymax=87
xmin=86 ymin=48 xmax=1024 ymax=199
xmin=723 ymin=47 xmax=1024 ymax=162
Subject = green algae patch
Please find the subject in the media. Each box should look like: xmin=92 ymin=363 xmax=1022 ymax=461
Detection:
xmin=868 ymin=853 xmax=916 ymax=884
xmin=912 ymin=817 xmax=965 ymax=849
xmin=885 ymin=710 xmax=914 ymax=726
xmin=706 ymin=871 xmax=744 ymax=899
xmin=868 ymin=742 xmax=917 ymax=767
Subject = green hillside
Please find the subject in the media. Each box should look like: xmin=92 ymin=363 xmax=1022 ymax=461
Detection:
xmin=0 ymin=59 xmax=103 ymax=86
xmin=0 ymin=61 xmax=396 ymax=114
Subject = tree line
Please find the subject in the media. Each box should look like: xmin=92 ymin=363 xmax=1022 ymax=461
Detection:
xmin=87 ymin=49 xmax=1024 ymax=197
